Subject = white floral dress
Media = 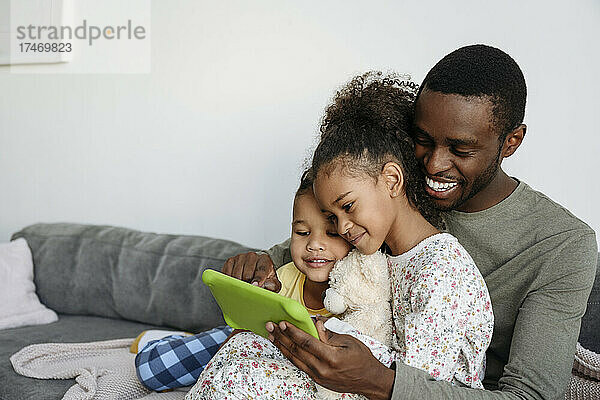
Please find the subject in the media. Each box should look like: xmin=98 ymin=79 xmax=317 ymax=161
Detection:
xmin=186 ymin=233 xmax=494 ymax=399
xmin=387 ymin=233 xmax=493 ymax=388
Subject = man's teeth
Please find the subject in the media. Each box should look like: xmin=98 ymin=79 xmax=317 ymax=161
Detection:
xmin=426 ymin=177 xmax=458 ymax=192
xmin=308 ymin=259 xmax=329 ymax=263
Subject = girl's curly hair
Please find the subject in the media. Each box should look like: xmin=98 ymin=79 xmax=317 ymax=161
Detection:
xmin=312 ymin=71 xmax=443 ymax=229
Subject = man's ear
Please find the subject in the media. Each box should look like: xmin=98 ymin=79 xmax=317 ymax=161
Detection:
xmin=381 ymin=162 xmax=404 ymax=198
xmin=502 ymin=124 xmax=526 ymax=158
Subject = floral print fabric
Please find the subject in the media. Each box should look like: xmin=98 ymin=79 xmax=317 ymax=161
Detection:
xmin=387 ymin=233 xmax=493 ymax=388
xmin=184 ymin=332 xmax=317 ymax=400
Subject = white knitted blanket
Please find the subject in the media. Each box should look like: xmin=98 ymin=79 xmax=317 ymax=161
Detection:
xmin=10 ymin=338 xmax=188 ymax=400
xmin=566 ymin=342 xmax=600 ymax=400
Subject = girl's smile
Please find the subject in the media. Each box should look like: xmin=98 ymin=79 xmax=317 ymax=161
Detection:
xmin=302 ymin=257 xmax=336 ymax=269
xmin=346 ymin=231 xmax=366 ymax=246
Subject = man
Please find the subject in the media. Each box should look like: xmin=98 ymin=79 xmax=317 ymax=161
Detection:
xmin=223 ymin=44 xmax=597 ymax=399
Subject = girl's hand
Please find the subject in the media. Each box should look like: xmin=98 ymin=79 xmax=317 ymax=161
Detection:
xmin=310 ymin=316 xmax=330 ymax=328
xmin=314 ymin=315 xmax=331 ymax=325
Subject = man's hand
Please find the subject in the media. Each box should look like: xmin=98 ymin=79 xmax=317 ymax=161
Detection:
xmin=222 ymin=252 xmax=282 ymax=292
xmin=266 ymin=319 xmax=395 ymax=400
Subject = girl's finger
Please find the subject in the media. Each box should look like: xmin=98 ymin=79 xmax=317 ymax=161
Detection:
xmin=315 ymin=319 xmax=329 ymax=343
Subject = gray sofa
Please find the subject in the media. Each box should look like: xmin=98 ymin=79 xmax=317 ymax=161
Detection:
xmin=0 ymin=223 xmax=598 ymax=400
xmin=0 ymin=223 xmax=256 ymax=400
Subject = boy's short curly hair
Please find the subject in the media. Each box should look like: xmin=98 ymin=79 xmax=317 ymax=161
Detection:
xmin=295 ymin=168 xmax=314 ymax=198
xmin=312 ymin=71 xmax=443 ymax=228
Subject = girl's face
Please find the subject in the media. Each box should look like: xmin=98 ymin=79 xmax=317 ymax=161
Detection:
xmin=313 ymin=165 xmax=397 ymax=255
xmin=290 ymin=192 xmax=352 ymax=283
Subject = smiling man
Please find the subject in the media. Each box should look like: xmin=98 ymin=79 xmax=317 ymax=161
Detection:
xmin=413 ymin=46 xmax=526 ymax=214
xmin=223 ymin=45 xmax=598 ymax=399
xmin=415 ymin=91 xmax=519 ymax=213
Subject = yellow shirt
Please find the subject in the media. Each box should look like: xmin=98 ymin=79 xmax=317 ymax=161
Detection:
xmin=276 ymin=262 xmax=332 ymax=317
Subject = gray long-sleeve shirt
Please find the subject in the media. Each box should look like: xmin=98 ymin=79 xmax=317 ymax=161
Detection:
xmin=266 ymin=181 xmax=598 ymax=399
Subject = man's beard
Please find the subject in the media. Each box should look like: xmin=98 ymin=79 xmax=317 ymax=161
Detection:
xmin=442 ymin=145 xmax=503 ymax=211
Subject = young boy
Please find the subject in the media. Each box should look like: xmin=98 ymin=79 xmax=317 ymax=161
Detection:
xmin=135 ymin=170 xmax=352 ymax=392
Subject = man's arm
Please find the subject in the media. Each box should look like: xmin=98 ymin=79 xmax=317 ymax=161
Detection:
xmin=264 ymin=237 xmax=292 ymax=268
xmin=269 ymin=322 xmax=531 ymax=400
xmin=268 ymin=320 xmax=524 ymax=400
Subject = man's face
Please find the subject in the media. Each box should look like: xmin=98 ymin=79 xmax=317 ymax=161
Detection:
xmin=413 ymin=89 xmax=505 ymax=212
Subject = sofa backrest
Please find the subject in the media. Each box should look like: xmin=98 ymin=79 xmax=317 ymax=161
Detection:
xmin=580 ymin=253 xmax=600 ymax=353
xmin=10 ymin=223 xmax=600 ymax=348
xmin=11 ymin=223 xmax=257 ymax=332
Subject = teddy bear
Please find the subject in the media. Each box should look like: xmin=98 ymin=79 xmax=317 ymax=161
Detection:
xmin=315 ymin=248 xmax=394 ymax=400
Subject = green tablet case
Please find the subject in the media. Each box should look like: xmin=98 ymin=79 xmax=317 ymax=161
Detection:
xmin=202 ymin=269 xmax=319 ymax=339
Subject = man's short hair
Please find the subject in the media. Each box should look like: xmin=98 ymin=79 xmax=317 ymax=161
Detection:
xmin=419 ymin=44 xmax=527 ymax=137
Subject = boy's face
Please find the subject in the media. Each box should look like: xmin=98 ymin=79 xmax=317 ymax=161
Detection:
xmin=290 ymin=192 xmax=352 ymax=283
xmin=413 ymin=90 xmax=508 ymax=212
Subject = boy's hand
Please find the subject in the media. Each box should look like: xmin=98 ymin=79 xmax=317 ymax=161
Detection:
xmin=222 ymin=252 xmax=282 ymax=292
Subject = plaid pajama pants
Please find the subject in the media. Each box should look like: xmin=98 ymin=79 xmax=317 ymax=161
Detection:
xmin=135 ymin=325 xmax=233 ymax=391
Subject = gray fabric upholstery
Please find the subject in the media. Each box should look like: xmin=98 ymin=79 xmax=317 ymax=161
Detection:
xmin=10 ymin=223 xmax=257 ymax=332
xmin=0 ymin=314 xmax=167 ymax=400
xmin=580 ymin=254 xmax=600 ymax=353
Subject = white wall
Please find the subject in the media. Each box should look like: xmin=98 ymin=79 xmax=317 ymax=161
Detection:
xmin=1 ymin=0 xmax=599 ymax=249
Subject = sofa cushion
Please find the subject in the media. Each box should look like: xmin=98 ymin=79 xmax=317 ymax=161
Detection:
xmin=0 ymin=314 xmax=168 ymax=400
xmin=10 ymin=223 xmax=257 ymax=333
xmin=0 ymin=238 xmax=57 ymax=329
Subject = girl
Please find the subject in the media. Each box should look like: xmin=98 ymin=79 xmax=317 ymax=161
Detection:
xmin=185 ymin=171 xmax=353 ymax=399
xmin=310 ymin=72 xmax=493 ymax=389
xmin=188 ymin=71 xmax=494 ymax=399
